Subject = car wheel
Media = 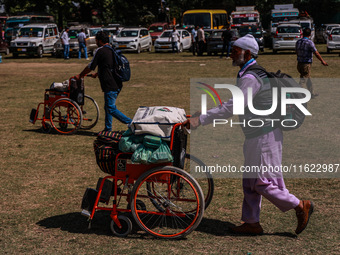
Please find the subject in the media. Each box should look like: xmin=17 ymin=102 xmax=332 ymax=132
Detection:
xmin=51 ymin=47 xmax=56 ymax=57
xmin=327 ymin=48 xmax=331 ymax=53
xmin=37 ymin=46 xmax=43 ymax=58
xmin=137 ymin=44 xmax=141 ymax=54
xmin=273 ymin=49 xmax=277 ymax=54
xmin=13 ymin=53 xmax=18 ymax=58
xmin=207 ymin=51 xmax=212 ymax=56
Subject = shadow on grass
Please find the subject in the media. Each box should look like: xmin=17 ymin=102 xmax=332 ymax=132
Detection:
xmin=197 ymin=217 xmax=297 ymax=238
xmin=22 ymin=128 xmax=97 ymax=137
xmin=37 ymin=212 xmax=296 ymax=239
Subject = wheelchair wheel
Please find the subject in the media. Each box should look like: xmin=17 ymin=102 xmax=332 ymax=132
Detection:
xmin=110 ymin=215 xmax=132 ymax=237
xmin=183 ymin=154 xmax=214 ymax=209
xmin=80 ymin=95 xmax=99 ymax=130
xmin=131 ymin=166 xmax=204 ymax=239
xmin=50 ymin=98 xmax=82 ymax=135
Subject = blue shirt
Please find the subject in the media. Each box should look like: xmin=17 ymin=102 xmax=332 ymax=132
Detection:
xmin=296 ymin=37 xmax=317 ymax=63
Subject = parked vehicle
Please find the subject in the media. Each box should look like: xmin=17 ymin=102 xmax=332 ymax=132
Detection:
xmin=230 ymin=6 xmax=260 ymax=28
xmin=112 ymin=27 xmax=152 ymax=53
xmin=238 ymin=25 xmax=265 ymax=52
xmin=206 ymin=29 xmax=240 ymax=55
xmin=154 ymin=29 xmax=192 ymax=52
xmin=4 ymin=15 xmax=54 ymax=43
xmin=9 ymin=23 xmax=59 ymax=58
xmin=103 ymin=24 xmax=123 ymax=45
xmin=53 ymin=25 xmax=98 ymax=58
xmin=270 ymin=4 xmax=299 ymax=34
xmin=323 ymin=24 xmax=340 ymax=42
xmin=272 ymin=23 xmax=302 ymax=53
xmin=327 ymin=27 xmax=340 ymax=53
xmin=182 ymin=9 xmax=228 ymax=30
xmin=148 ymin=22 xmax=169 ymax=43
xmin=284 ymin=17 xmax=315 ymax=42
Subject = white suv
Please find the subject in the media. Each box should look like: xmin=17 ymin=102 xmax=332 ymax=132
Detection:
xmin=9 ymin=23 xmax=59 ymax=58
xmin=112 ymin=27 xmax=152 ymax=53
xmin=272 ymin=24 xmax=302 ymax=53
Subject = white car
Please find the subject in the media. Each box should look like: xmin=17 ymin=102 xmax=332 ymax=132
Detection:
xmin=272 ymin=24 xmax=302 ymax=53
xmin=327 ymin=27 xmax=340 ymax=53
xmin=323 ymin=24 xmax=340 ymax=42
xmin=112 ymin=28 xmax=152 ymax=53
xmin=9 ymin=23 xmax=59 ymax=58
xmin=154 ymin=29 xmax=192 ymax=53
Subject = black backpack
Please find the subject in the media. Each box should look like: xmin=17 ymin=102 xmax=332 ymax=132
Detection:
xmin=246 ymin=64 xmax=308 ymax=131
xmin=104 ymin=45 xmax=131 ymax=82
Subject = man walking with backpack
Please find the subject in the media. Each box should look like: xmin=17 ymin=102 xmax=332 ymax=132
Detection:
xmin=296 ymin=28 xmax=328 ymax=98
xmin=76 ymin=31 xmax=131 ymax=131
xmin=184 ymin=34 xmax=314 ymax=235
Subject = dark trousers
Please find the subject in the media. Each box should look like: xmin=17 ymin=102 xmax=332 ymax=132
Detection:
xmin=192 ymin=41 xmax=198 ymax=55
xmin=221 ymin=41 xmax=231 ymax=57
xmin=198 ymin=41 xmax=205 ymax=56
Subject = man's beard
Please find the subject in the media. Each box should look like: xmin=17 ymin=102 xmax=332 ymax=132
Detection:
xmin=232 ymin=50 xmax=245 ymax=66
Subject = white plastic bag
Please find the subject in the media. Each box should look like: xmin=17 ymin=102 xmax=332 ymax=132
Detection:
xmin=130 ymin=106 xmax=187 ymax=139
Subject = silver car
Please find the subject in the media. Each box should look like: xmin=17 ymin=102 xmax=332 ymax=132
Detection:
xmin=327 ymin=27 xmax=340 ymax=53
xmin=272 ymin=24 xmax=302 ymax=53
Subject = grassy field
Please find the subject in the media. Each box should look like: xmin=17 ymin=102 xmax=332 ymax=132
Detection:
xmin=0 ymin=46 xmax=339 ymax=255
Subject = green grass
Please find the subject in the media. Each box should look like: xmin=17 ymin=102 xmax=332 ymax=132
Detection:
xmin=0 ymin=47 xmax=339 ymax=254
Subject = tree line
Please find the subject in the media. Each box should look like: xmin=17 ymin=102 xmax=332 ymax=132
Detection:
xmin=1 ymin=0 xmax=339 ymax=29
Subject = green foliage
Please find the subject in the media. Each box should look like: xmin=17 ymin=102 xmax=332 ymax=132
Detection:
xmin=1 ymin=0 xmax=340 ymax=27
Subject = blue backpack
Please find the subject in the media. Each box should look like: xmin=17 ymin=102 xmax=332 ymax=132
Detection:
xmin=104 ymin=45 xmax=131 ymax=82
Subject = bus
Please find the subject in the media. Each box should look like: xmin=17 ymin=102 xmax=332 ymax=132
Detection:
xmin=4 ymin=15 xmax=54 ymax=42
xmin=270 ymin=4 xmax=299 ymax=34
xmin=230 ymin=6 xmax=260 ymax=28
xmin=182 ymin=9 xmax=228 ymax=30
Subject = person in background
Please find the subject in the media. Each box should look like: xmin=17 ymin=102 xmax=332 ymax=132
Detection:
xmin=296 ymin=28 xmax=328 ymax=98
xmin=197 ymin=25 xmax=206 ymax=56
xmin=184 ymin=34 xmax=314 ymax=236
xmin=169 ymin=26 xmax=180 ymax=53
xmin=191 ymin=25 xmax=198 ymax=56
xmin=78 ymin=28 xmax=89 ymax=60
xmin=61 ymin=27 xmax=70 ymax=60
xmin=220 ymin=25 xmax=233 ymax=59
xmin=76 ymin=31 xmax=131 ymax=131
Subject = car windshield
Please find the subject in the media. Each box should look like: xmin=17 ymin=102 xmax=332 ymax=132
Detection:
xmin=183 ymin=13 xmax=211 ymax=28
xmin=327 ymin=25 xmax=339 ymax=31
xmin=211 ymin=31 xmax=222 ymax=37
xmin=161 ymin=31 xmax=172 ymax=38
xmin=103 ymin=29 xmax=119 ymax=35
xmin=272 ymin=16 xmax=298 ymax=23
xmin=331 ymin=29 xmax=340 ymax=35
xmin=239 ymin=27 xmax=262 ymax=38
xmin=69 ymin=29 xmax=81 ymax=39
xmin=277 ymin=26 xmax=301 ymax=33
xmin=89 ymin=28 xmax=101 ymax=36
xmin=149 ymin=26 xmax=164 ymax=33
xmin=118 ymin=30 xmax=139 ymax=37
xmin=18 ymin=27 xmax=44 ymax=37
xmin=232 ymin=17 xmax=258 ymax=25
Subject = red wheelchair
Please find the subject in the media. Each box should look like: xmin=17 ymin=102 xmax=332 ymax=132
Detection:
xmin=30 ymin=76 xmax=99 ymax=135
xmin=81 ymin=122 xmax=214 ymax=239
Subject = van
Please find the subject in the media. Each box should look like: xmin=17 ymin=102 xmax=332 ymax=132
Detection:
xmin=9 ymin=23 xmax=59 ymax=58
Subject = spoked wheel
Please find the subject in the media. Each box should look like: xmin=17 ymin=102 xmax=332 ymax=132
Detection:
xmin=131 ymin=166 xmax=204 ymax=239
xmin=182 ymin=154 xmax=214 ymax=209
xmin=110 ymin=215 xmax=133 ymax=237
xmin=80 ymin=95 xmax=99 ymax=130
xmin=50 ymin=98 xmax=82 ymax=135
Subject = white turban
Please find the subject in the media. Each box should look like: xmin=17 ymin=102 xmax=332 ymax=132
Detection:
xmin=233 ymin=34 xmax=259 ymax=55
